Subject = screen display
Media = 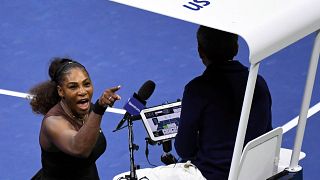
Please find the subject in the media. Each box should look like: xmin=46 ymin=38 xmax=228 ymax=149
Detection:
xmin=143 ymin=105 xmax=181 ymax=138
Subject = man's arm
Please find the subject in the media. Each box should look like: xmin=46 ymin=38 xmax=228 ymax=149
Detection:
xmin=174 ymin=85 xmax=203 ymax=160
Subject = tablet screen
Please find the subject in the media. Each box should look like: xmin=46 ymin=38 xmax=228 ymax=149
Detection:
xmin=140 ymin=101 xmax=181 ymax=142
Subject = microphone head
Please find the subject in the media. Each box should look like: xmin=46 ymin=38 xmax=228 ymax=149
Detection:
xmin=137 ymin=80 xmax=156 ymax=101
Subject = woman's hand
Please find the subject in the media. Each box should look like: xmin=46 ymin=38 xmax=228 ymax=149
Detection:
xmin=98 ymin=85 xmax=121 ymax=107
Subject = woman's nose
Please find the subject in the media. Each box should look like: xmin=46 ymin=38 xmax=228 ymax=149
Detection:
xmin=78 ymin=86 xmax=87 ymax=96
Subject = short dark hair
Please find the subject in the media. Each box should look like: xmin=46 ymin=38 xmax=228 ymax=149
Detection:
xmin=197 ymin=25 xmax=238 ymax=61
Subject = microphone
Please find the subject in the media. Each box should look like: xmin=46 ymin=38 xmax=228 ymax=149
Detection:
xmin=114 ymin=80 xmax=156 ymax=131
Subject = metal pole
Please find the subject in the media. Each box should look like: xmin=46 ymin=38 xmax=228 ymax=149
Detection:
xmin=228 ymin=63 xmax=260 ymax=180
xmin=128 ymin=117 xmax=138 ymax=180
xmin=289 ymin=30 xmax=320 ymax=170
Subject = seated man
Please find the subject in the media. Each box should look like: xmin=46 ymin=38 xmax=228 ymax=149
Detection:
xmin=174 ymin=26 xmax=272 ymax=180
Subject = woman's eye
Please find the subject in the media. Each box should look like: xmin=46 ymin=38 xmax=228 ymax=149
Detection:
xmin=84 ymin=82 xmax=91 ymax=87
xmin=68 ymin=85 xmax=77 ymax=89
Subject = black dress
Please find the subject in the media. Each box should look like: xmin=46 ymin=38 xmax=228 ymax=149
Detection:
xmin=32 ymin=103 xmax=107 ymax=180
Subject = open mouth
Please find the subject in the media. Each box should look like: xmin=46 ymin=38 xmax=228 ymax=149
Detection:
xmin=77 ymin=98 xmax=90 ymax=111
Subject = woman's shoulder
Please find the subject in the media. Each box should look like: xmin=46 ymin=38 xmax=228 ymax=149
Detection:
xmin=43 ymin=115 xmax=75 ymax=133
xmin=42 ymin=103 xmax=76 ymax=132
xmin=44 ymin=103 xmax=63 ymax=118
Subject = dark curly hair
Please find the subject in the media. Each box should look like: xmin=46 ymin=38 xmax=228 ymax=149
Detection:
xmin=29 ymin=57 xmax=88 ymax=115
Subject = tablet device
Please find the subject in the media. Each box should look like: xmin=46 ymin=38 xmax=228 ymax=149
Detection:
xmin=140 ymin=101 xmax=181 ymax=142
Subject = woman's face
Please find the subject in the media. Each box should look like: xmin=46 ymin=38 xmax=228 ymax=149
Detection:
xmin=57 ymin=67 xmax=93 ymax=117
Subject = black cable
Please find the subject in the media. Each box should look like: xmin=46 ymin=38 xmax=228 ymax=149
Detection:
xmin=112 ymin=124 xmax=128 ymax=132
xmin=145 ymin=138 xmax=157 ymax=167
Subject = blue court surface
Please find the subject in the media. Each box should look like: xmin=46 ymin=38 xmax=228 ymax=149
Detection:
xmin=0 ymin=1 xmax=319 ymax=179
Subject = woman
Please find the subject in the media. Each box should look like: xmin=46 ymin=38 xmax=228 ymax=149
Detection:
xmin=30 ymin=58 xmax=121 ymax=179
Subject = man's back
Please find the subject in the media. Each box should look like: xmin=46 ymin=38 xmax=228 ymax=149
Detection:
xmin=175 ymin=60 xmax=272 ymax=180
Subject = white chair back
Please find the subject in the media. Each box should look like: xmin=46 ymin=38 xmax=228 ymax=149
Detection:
xmin=237 ymin=127 xmax=283 ymax=180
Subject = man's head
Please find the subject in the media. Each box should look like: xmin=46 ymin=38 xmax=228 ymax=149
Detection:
xmin=197 ymin=26 xmax=239 ymax=66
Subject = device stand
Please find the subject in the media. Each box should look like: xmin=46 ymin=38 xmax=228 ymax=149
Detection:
xmin=160 ymin=139 xmax=178 ymax=165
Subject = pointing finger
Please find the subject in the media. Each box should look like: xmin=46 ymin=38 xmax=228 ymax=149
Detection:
xmin=109 ymin=85 xmax=121 ymax=92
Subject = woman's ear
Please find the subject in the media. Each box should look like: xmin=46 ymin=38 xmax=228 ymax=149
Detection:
xmin=57 ymin=85 xmax=64 ymax=99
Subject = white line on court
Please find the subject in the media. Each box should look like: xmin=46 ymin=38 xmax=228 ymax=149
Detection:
xmin=281 ymin=102 xmax=320 ymax=134
xmin=0 ymin=88 xmax=126 ymax=115
xmin=1 ymin=88 xmax=319 ymax=131
xmin=0 ymin=89 xmax=33 ymax=99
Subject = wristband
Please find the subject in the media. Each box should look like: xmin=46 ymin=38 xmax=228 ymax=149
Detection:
xmin=92 ymin=99 xmax=107 ymax=115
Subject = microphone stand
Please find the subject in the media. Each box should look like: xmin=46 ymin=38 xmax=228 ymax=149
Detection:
xmin=127 ymin=115 xmax=138 ymax=180
xmin=115 ymin=115 xmax=138 ymax=180
xmin=114 ymin=116 xmax=142 ymax=180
